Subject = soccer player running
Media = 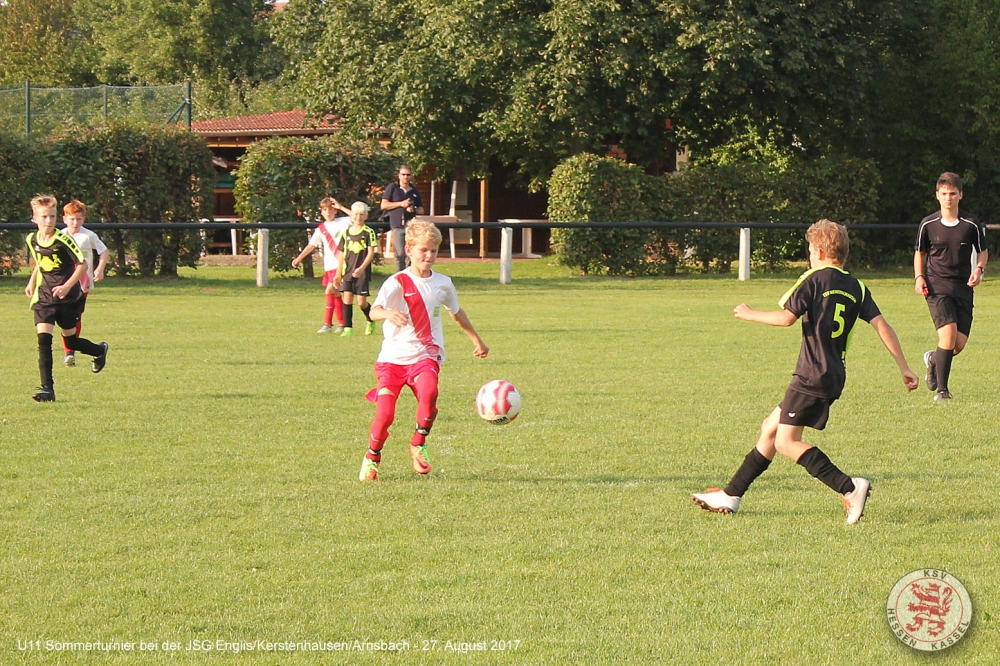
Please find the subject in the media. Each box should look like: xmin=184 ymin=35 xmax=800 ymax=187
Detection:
xmin=24 ymin=195 xmax=109 ymax=402
xmin=60 ymin=200 xmax=109 ymax=367
xmin=359 ymin=221 xmax=488 ymax=482
xmin=692 ymin=220 xmax=918 ymax=524
xmin=914 ymin=172 xmax=988 ymax=402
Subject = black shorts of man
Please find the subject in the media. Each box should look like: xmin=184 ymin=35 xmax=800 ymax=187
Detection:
xmin=692 ymin=220 xmax=918 ymax=524
xmin=380 ymin=165 xmax=423 ymax=273
xmin=914 ymin=172 xmax=988 ymax=402
xmin=24 ymin=195 xmax=110 ymax=402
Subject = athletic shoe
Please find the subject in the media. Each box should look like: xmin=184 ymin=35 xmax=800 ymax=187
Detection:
xmin=91 ymin=342 xmax=109 ymax=374
xmin=843 ymin=477 xmax=871 ymax=525
xmin=923 ymin=350 xmax=937 ymax=391
xmin=32 ymin=386 xmax=55 ymax=402
xmin=365 ymin=321 xmax=377 ymax=336
xmin=359 ymin=458 xmax=379 ymax=482
xmin=63 ymin=352 xmax=76 ymax=367
xmin=691 ymin=488 xmax=740 ymax=514
xmin=334 ymin=325 xmax=345 ymax=334
xmin=934 ymin=390 xmax=952 ymax=402
xmin=317 ymin=324 xmax=333 ymax=334
xmin=341 ymin=327 xmax=354 ymax=337
xmin=410 ymin=444 xmax=431 ymax=475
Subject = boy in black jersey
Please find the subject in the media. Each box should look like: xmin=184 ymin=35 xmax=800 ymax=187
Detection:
xmin=23 ymin=195 xmax=109 ymax=402
xmin=335 ymin=201 xmax=378 ymax=337
xmin=914 ymin=172 xmax=987 ymax=401
xmin=693 ymin=220 xmax=918 ymax=524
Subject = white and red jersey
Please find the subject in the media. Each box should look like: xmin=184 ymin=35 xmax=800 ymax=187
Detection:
xmin=373 ymin=269 xmax=460 ymax=365
xmin=307 ymin=217 xmax=350 ymax=272
xmin=69 ymin=227 xmax=107 ymax=293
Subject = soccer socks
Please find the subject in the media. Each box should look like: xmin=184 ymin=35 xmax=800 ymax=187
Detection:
xmin=723 ymin=448 xmax=772 ymax=497
xmin=935 ymin=347 xmax=954 ymax=392
xmin=369 ymin=392 xmax=398 ymax=454
xmin=334 ymin=296 xmax=344 ymax=326
xmin=797 ymin=447 xmax=854 ymax=495
xmin=410 ymin=372 xmax=439 ymax=447
xmin=38 ymin=333 xmax=54 ymax=387
xmin=360 ymin=302 xmax=372 ymax=322
xmin=343 ymin=302 xmax=354 ymax=329
xmin=61 ymin=321 xmax=81 ymax=354
xmin=62 ymin=335 xmax=104 ymax=357
xmin=324 ymin=293 xmax=336 ymax=326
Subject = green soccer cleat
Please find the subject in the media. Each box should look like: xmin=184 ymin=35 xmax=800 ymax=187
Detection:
xmin=359 ymin=457 xmax=379 ymax=482
xmin=410 ymin=444 xmax=431 ymax=475
xmin=365 ymin=321 xmax=377 ymax=336
xmin=341 ymin=327 xmax=354 ymax=337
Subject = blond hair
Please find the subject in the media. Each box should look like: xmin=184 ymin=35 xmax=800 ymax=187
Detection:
xmin=806 ymin=219 xmax=849 ymax=265
xmin=30 ymin=194 xmax=58 ymax=212
xmin=64 ymin=199 xmax=87 ymax=217
xmin=351 ymin=201 xmax=370 ymax=215
xmin=405 ymin=220 xmax=442 ymax=248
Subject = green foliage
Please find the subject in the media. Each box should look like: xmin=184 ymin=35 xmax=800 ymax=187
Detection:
xmin=0 ymin=0 xmax=98 ymax=88
xmin=0 ymin=133 xmax=40 ymax=276
xmin=37 ymin=121 xmax=214 ymax=276
xmin=233 ymin=135 xmax=397 ymax=272
xmin=549 ymin=153 xmax=882 ymax=275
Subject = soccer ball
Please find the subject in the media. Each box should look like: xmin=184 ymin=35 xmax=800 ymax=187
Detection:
xmin=476 ymin=380 xmax=521 ymax=425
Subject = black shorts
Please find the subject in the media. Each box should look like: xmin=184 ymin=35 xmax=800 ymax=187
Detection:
xmin=779 ymin=386 xmax=834 ymax=431
xmin=341 ymin=268 xmax=371 ymax=296
xmin=33 ymin=298 xmax=85 ymax=329
xmin=926 ymin=293 xmax=973 ymax=336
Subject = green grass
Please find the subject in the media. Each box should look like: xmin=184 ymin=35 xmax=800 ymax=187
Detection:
xmin=1 ymin=260 xmax=997 ymax=665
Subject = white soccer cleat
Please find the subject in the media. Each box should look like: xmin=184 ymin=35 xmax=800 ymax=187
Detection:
xmin=692 ymin=488 xmax=740 ymax=514
xmin=843 ymin=477 xmax=871 ymax=525
xmin=317 ymin=324 xmax=333 ymax=334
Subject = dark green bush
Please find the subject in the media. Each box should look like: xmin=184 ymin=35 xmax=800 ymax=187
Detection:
xmin=0 ymin=133 xmax=40 ymax=276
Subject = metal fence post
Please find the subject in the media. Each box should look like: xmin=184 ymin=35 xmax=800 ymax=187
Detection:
xmin=256 ymin=229 xmax=269 ymax=287
xmin=24 ymin=81 xmax=31 ymax=137
xmin=739 ymin=227 xmax=751 ymax=281
xmin=500 ymin=226 xmax=513 ymax=284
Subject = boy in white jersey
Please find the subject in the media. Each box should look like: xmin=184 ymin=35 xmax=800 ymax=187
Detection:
xmin=60 ymin=200 xmax=109 ymax=367
xmin=359 ymin=221 xmax=489 ymax=481
xmin=291 ymin=197 xmax=352 ymax=333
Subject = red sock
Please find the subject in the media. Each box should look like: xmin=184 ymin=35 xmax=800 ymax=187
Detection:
xmin=324 ymin=293 xmax=336 ymax=326
xmin=410 ymin=372 xmax=439 ymax=446
xmin=334 ymin=296 xmax=344 ymax=326
xmin=62 ymin=321 xmax=81 ymax=354
xmin=368 ymin=392 xmax=398 ymax=457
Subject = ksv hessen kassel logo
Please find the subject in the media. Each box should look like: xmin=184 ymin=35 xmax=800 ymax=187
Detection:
xmin=886 ymin=569 xmax=972 ymax=651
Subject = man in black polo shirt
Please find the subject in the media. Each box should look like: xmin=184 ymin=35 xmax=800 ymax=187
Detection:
xmin=380 ymin=165 xmax=423 ymax=273
xmin=692 ymin=220 xmax=918 ymax=524
xmin=914 ymin=172 xmax=988 ymax=402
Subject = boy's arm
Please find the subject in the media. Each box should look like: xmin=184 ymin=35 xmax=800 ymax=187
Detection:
xmin=969 ymin=249 xmax=988 ymax=287
xmin=53 ymin=263 xmax=87 ymax=299
xmin=355 ymin=247 xmax=375 ymax=275
xmin=369 ymin=305 xmax=408 ymax=327
xmin=291 ymin=244 xmax=316 ymax=268
xmin=869 ymin=315 xmax=919 ymax=391
xmin=914 ymin=250 xmax=928 ymax=294
xmin=95 ymin=249 xmax=110 ymax=281
xmin=449 ymin=308 xmax=489 ymax=358
xmin=734 ymin=303 xmax=798 ymax=327
xmin=24 ymin=264 xmax=39 ymax=298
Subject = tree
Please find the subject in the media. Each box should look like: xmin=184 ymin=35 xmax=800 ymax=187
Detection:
xmin=0 ymin=0 xmax=98 ymax=87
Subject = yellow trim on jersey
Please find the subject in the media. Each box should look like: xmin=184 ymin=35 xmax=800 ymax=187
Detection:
xmin=777 ymin=265 xmax=849 ymax=308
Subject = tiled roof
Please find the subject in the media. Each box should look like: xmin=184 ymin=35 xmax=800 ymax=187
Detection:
xmin=191 ymin=110 xmax=343 ymax=137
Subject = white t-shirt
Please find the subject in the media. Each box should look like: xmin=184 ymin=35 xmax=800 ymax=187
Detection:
xmin=307 ymin=217 xmax=350 ymax=272
xmin=373 ymin=269 xmax=460 ymax=365
xmin=70 ymin=227 xmax=108 ymax=293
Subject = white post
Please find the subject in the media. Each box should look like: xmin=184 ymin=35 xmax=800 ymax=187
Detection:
xmin=430 ymin=180 xmax=436 ymax=215
xmin=448 ymin=180 xmax=458 ymax=259
xmin=256 ymin=228 xmax=269 ymax=287
xmin=231 ymin=227 xmax=238 ymax=256
xmin=500 ymin=226 xmax=513 ymax=284
xmin=739 ymin=227 xmax=751 ymax=281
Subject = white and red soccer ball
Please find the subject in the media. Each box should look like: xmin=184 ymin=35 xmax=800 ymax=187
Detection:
xmin=476 ymin=380 xmax=521 ymax=425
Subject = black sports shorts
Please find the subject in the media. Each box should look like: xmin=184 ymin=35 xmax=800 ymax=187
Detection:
xmin=926 ymin=293 xmax=973 ymax=336
xmin=779 ymin=386 xmax=834 ymax=431
xmin=341 ymin=268 xmax=371 ymax=296
xmin=33 ymin=298 xmax=84 ymax=329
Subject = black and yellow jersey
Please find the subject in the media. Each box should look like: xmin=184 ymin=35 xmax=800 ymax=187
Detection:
xmin=26 ymin=229 xmax=85 ymax=307
xmin=779 ymin=266 xmax=881 ymax=400
xmin=343 ymin=225 xmax=377 ymax=275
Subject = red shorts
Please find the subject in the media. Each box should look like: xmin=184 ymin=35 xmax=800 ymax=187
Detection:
xmin=321 ymin=269 xmax=341 ymax=288
xmin=366 ymin=358 xmax=440 ymax=402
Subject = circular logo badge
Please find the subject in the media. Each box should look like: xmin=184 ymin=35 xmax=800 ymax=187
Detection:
xmin=886 ymin=569 xmax=973 ymax=651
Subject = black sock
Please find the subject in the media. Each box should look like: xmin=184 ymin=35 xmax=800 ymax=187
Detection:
xmin=723 ymin=448 xmax=772 ymax=497
xmin=935 ymin=347 xmax=954 ymax=392
xmin=797 ymin=447 xmax=854 ymax=494
xmin=360 ymin=302 xmax=372 ymax=322
xmin=343 ymin=302 xmax=354 ymax=328
xmin=38 ymin=333 xmax=54 ymax=387
xmin=63 ymin=335 xmax=103 ymax=357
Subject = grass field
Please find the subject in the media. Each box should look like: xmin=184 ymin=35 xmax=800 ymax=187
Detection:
xmin=1 ymin=259 xmax=997 ymax=665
